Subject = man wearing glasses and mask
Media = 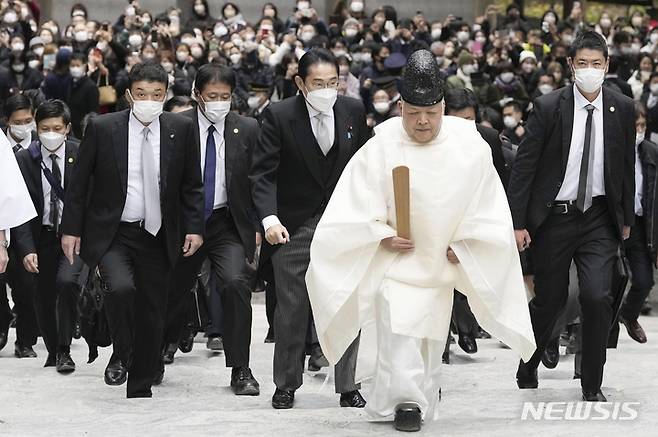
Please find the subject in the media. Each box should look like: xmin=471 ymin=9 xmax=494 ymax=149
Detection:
xmin=251 ymin=48 xmax=370 ymax=409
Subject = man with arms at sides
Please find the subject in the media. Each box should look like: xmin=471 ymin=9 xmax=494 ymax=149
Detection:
xmin=306 ymin=50 xmax=535 ymax=432
xmin=162 ymin=63 xmax=261 ymax=395
xmin=508 ymin=31 xmax=635 ymax=402
xmin=250 ymin=48 xmax=370 ymax=410
xmin=13 ymin=100 xmax=85 ymax=373
xmin=61 ymin=61 xmax=204 ymax=398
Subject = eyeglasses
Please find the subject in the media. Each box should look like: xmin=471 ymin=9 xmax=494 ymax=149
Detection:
xmin=306 ymin=80 xmax=339 ymax=91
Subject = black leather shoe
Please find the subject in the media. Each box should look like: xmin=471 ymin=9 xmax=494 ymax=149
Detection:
xmin=458 ymin=333 xmax=478 ymax=354
xmin=178 ymin=328 xmax=195 ymax=353
xmin=0 ymin=327 xmax=8 ymax=351
xmin=541 ymin=337 xmax=560 ymax=369
xmin=308 ymin=344 xmax=329 ymax=371
xmin=162 ymin=343 xmax=177 ymax=365
xmin=231 ymin=367 xmax=260 ymax=396
xmin=442 ymin=351 xmax=450 ymax=364
xmin=477 ymin=327 xmax=491 ymax=339
xmin=516 ymin=360 xmax=538 ymax=389
xmin=56 ymin=352 xmax=76 ymax=373
xmin=44 ymin=354 xmax=57 ymax=367
xmin=394 ymin=403 xmax=422 ymax=432
xmin=264 ymin=327 xmax=275 ymax=343
xmin=582 ymin=389 xmax=607 ymax=402
xmin=14 ymin=344 xmax=37 ymax=358
xmin=271 ymin=388 xmax=295 ymax=409
xmin=619 ymin=316 xmax=647 ymax=344
xmin=206 ymin=335 xmax=223 ymax=351
xmin=340 ymin=390 xmax=366 ymax=408
xmin=153 ymin=367 xmax=164 ymax=385
xmin=104 ymin=358 xmax=127 ymax=386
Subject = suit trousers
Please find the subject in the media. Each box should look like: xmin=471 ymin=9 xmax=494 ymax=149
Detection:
xmin=165 ymin=209 xmax=252 ymax=367
xmin=620 ymin=216 xmax=655 ymax=321
xmin=98 ymin=223 xmax=171 ymax=398
xmin=526 ymin=198 xmax=618 ymax=392
xmin=271 ymin=214 xmax=360 ymax=394
xmin=33 ymin=228 xmax=85 ymax=354
xmin=2 ymin=248 xmax=38 ymax=346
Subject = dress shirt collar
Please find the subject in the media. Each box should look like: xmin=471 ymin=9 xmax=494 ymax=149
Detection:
xmin=130 ymin=111 xmax=160 ymax=136
xmin=197 ymin=108 xmax=225 ymax=135
xmin=573 ymin=84 xmax=603 ymax=112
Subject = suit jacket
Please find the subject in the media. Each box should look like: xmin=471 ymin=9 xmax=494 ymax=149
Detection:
xmin=508 ymin=85 xmax=635 ymax=237
xmin=180 ymin=109 xmax=259 ymax=262
xmin=476 ymin=123 xmax=510 ymax=188
xmin=61 ymin=109 xmax=204 ymax=268
xmin=250 ymin=94 xmax=370 ymax=262
xmin=12 ymin=139 xmax=79 ymax=259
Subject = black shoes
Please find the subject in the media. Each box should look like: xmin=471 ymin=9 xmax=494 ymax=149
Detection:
xmin=339 ymin=390 xmax=366 ymax=408
xmin=56 ymin=352 xmax=76 ymax=373
xmin=104 ymin=357 xmax=128 ymax=386
xmin=516 ymin=360 xmax=538 ymax=389
xmin=153 ymin=367 xmax=165 ymax=386
xmin=619 ymin=316 xmax=647 ymax=344
xmin=458 ymin=333 xmax=478 ymax=354
xmin=394 ymin=403 xmax=422 ymax=432
xmin=206 ymin=335 xmax=223 ymax=351
xmin=14 ymin=344 xmax=37 ymax=358
xmin=231 ymin=367 xmax=260 ymax=396
xmin=44 ymin=354 xmax=57 ymax=367
xmin=308 ymin=344 xmax=329 ymax=371
xmin=162 ymin=343 xmax=178 ymax=365
xmin=178 ymin=328 xmax=195 ymax=353
xmin=272 ymin=388 xmax=295 ymax=409
xmin=264 ymin=327 xmax=275 ymax=343
xmin=541 ymin=337 xmax=560 ymax=369
xmin=582 ymin=389 xmax=607 ymax=402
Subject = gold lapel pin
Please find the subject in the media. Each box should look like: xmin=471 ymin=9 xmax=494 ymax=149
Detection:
xmin=170 ymin=133 xmax=175 ymax=139
xmin=68 ymin=157 xmax=74 ymax=164
xmin=233 ymin=128 xmax=239 ymax=134
xmin=610 ymin=106 xmax=615 ymax=112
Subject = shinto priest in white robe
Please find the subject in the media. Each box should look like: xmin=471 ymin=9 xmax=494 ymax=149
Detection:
xmin=0 ymin=130 xmax=36 ymax=243
xmin=306 ymin=115 xmax=536 ymax=420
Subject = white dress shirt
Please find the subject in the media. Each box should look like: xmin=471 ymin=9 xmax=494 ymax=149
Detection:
xmin=556 ymin=86 xmax=605 ymax=201
xmin=261 ymin=101 xmax=336 ymax=232
xmin=121 ymin=112 xmax=161 ymax=222
xmin=198 ymin=108 xmax=227 ymax=210
xmin=41 ymin=143 xmax=65 ymax=226
xmin=635 ymin=141 xmax=644 ymax=216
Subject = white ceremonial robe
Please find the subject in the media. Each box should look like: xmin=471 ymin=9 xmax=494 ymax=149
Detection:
xmin=306 ymin=116 xmax=536 ymax=419
xmin=0 ymin=130 xmax=36 ymax=242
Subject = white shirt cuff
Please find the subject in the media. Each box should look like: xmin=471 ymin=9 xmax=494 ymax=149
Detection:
xmin=262 ymin=215 xmax=281 ymax=232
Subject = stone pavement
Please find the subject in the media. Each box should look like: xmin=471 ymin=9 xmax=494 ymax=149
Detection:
xmin=1 ymin=295 xmax=657 ymax=437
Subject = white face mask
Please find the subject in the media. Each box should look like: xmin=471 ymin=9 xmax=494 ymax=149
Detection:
xmin=39 ymin=131 xmax=66 ymax=152
xmin=300 ymin=31 xmax=315 ymax=43
xmin=304 ymin=86 xmax=338 ymax=113
xmin=201 ymin=97 xmax=231 ymax=124
xmin=373 ymin=101 xmax=390 ymax=114
xmin=504 ymin=115 xmax=519 ymax=129
xmin=573 ymin=67 xmax=605 ymax=94
xmin=214 ymin=25 xmax=228 ymax=37
xmin=10 ymin=122 xmax=35 ymax=140
xmin=651 ymin=83 xmax=658 ymax=95
xmin=176 ymin=51 xmax=188 ymax=62
xmin=500 ymin=71 xmax=515 ymax=83
xmin=637 ymin=130 xmax=645 ymax=145
xmin=651 ymin=33 xmax=658 ymax=44
xmin=12 ymin=42 xmax=25 ymax=52
xmin=462 ymin=64 xmax=476 ymax=75
xmin=457 ymin=31 xmax=470 ymax=43
xmin=128 ymin=34 xmax=143 ymax=47
xmin=350 ymin=2 xmax=364 ymax=12
xmin=33 ymin=46 xmax=44 ymax=57
xmin=344 ymin=28 xmax=357 ymax=38
xmin=74 ymin=30 xmax=88 ymax=42
xmin=129 ymin=91 xmax=164 ymax=124
xmin=41 ymin=34 xmax=53 ymax=44
xmin=4 ymin=11 xmax=18 ymax=24
xmin=28 ymin=59 xmax=40 ymax=69
xmin=229 ymin=53 xmax=242 ymax=65
xmin=70 ymin=66 xmax=85 ymax=78
xmin=538 ymin=84 xmax=554 ymax=95
xmin=247 ymin=96 xmax=262 ymax=109
xmin=431 ymin=28 xmax=442 ymax=40
xmin=161 ymin=61 xmax=174 ymax=73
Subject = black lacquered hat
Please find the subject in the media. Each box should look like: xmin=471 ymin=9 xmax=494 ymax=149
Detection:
xmin=400 ymin=49 xmax=445 ymax=107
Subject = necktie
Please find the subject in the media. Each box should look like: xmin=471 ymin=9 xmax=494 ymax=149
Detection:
xmin=204 ymin=125 xmax=216 ymax=220
xmin=141 ymin=127 xmax=162 ymax=236
xmin=315 ymin=113 xmax=332 ymax=156
xmin=576 ymin=104 xmax=596 ymax=212
xmin=49 ymin=153 xmax=61 ymax=230
xmin=12 ymin=144 xmax=22 ymax=154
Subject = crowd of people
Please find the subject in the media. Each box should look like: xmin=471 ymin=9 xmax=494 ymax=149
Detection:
xmin=0 ymin=0 xmax=656 ymax=432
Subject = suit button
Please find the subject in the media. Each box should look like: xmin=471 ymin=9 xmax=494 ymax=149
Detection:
xmin=557 ymin=182 xmax=562 ymax=188
xmin=546 ymin=202 xmax=552 ymax=208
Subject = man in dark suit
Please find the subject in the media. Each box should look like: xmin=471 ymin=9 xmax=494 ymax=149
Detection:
xmin=250 ymin=48 xmax=369 ymax=409
xmin=61 ymin=61 xmax=204 ymax=398
xmin=12 ymin=100 xmax=85 ymax=373
xmin=1 ymin=94 xmax=40 ymax=358
xmin=508 ymin=31 xmax=635 ymax=402
xmin=162 ymin=64 xmax=261 ymax=395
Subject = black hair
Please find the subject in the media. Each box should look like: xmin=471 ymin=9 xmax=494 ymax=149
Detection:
xmin=297 ymin=47 xmax=339 ymax=81
xmin=569 ymin=31 xmax=608 ymax=59
xmin=612 ymin=30 xmax=632 ymax=46
xmin=444 ymin=88 xmax=479 ymax=114
xmin=70 ymin=52 xmax=86 ymax=63
xmin=222 ymin=2 xmax=240 ymax=17
xmin=129 ymin=61 xmax=168 ymax=89
xmin=193 ymin=0 xmax=210 ymax=17
xmin=503 ymin=100 xmax=523 ymax=114
xmin=650 ymin=71 xmax=658 ymax=82
xmin=4 ymin=94 xmax=34 ymax=119
xmin=35 ymin=99 xmax=71 ymax=125
xmin=480 ymin=106 xmax=503 ymax=132
xmin=164 ymin=96 xmax=195 ymax=112
xmin=194 ymin=62 xmax=236 ymax=93
xmin=70 ymin=3 xmax=88 ymax=18
xmin=262 ymin=2 xmax=278 ymax=18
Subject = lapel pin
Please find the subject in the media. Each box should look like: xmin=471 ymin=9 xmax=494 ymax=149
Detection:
xmin=68 ymin=157 xmax=74 ymax=164
xmin=610 ymin=106 xmax=615 ymax=112
xmin=233 ymin=128 xmax=239 ymax=134
xmin=170 ymin=133 xmax=175 ymax=139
